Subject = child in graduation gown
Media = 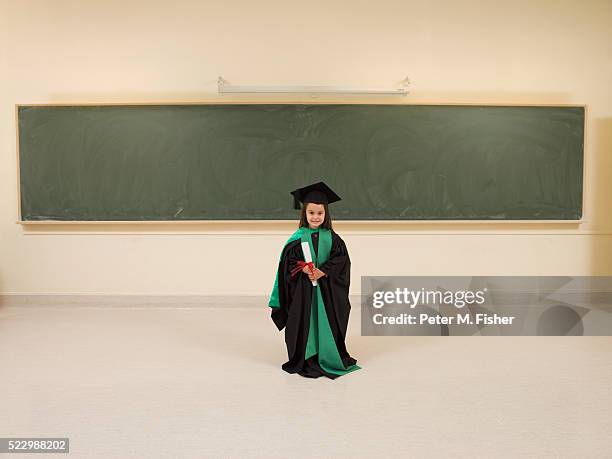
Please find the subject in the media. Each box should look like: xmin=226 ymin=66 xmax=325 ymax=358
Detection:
xmin=268 ymin=181 xmax=361 ymax=379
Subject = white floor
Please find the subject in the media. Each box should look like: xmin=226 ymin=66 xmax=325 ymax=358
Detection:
xmin=0 ymin=305 xmax=611 ymax=458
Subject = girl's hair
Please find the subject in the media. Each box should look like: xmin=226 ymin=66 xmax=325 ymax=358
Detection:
xmin=299 ymin=202 xmax=333 ymax=230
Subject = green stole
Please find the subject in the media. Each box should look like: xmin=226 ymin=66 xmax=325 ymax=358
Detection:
xmin=269 ymin=226 xmax=361 ymax=377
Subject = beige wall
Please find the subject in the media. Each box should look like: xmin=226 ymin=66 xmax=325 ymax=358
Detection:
xmin=1 ymin=0 xmax=611 ymax=296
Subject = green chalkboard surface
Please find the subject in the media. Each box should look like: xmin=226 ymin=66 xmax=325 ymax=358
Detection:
xmin=17 ymin=104 xmax=584 ymax=221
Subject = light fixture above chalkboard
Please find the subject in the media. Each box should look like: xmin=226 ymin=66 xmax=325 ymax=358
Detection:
xmin=217 ymin=76 xmax=410 ymax=95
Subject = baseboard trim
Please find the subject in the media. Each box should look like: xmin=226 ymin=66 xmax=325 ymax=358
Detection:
xmin=0 ymin=294 xmax=267 ymax=308
xmin=0 ymin=294 xmax=364 ymax=308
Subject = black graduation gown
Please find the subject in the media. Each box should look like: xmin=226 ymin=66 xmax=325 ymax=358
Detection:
xmin=271 ymin=230 xmax=358 ymax=379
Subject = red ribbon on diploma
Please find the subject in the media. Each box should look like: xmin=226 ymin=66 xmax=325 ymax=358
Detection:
xmin=290 ymin=260 xmax=314 ymax=278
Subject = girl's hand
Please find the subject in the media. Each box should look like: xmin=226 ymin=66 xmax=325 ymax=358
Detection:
xmin=302 ymin=265 xmax=311 ymax=274
xmin=308 ymin=268 xmax=326 ymax=281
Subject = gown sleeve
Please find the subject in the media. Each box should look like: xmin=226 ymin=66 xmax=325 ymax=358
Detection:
xmin=318 ymin=232 xmax=351 ymax=284
xmin=270 ymin=240 xmax=304 ymax=331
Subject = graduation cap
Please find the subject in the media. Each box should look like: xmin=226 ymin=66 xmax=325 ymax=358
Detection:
xmin=291 ymin=181 xmax=341 ymax=209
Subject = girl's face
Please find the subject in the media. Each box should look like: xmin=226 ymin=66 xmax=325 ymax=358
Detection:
xmin=305 ymin=203 xmax=325 ymax=229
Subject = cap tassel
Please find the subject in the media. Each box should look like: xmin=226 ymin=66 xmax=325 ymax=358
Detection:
xmin=293 ymin=195 xmax=300 ymax=210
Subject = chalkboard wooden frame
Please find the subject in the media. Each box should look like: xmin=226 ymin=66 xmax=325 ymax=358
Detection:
xmin=15 ymin=101 xmax=587 ymax=225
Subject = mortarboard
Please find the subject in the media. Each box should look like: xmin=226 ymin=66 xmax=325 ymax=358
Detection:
xmin=291 ymin=181 xmax=341 ymax=210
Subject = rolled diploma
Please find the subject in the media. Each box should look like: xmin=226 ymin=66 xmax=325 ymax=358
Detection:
xmin=301 ymin=241 xmax=318 ymax=286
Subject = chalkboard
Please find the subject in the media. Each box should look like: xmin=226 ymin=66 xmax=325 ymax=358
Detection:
xmin=17 ymin=104 xmax=584 ymax=221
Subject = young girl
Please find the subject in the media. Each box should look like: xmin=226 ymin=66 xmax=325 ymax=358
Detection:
xmin=268 ymin=181 xmax=361 ymax=379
